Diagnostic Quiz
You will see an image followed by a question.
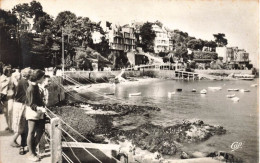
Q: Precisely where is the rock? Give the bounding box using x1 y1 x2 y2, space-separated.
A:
207 151 243 163
180 151 190 159
194 120 204 125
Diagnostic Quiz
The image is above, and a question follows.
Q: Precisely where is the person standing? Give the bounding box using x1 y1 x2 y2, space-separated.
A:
0 66 12 131
11 68 31 154
7 68 21 132
25 69 46 162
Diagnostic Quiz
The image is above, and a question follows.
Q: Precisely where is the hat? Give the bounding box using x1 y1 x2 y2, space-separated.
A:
30 69 45 82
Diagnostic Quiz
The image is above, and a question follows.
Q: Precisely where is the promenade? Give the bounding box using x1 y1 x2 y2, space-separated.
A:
0 114 51 163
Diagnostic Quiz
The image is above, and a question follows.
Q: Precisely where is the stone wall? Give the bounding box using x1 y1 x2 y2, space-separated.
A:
63 69 253 84
195 69 252 75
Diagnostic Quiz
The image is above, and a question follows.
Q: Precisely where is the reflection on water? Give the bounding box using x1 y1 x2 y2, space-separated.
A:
79 79 258 163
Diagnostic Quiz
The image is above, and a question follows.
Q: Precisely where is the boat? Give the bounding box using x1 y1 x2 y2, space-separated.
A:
227 89 239 91
200 89 207 94
191 89 196 92
104 93 115 95
168 92 175 95
234 74 255 81
240 89 250 93
226 94 235 98
251 84 258 87
208 87 222 90
176 88 182 92
129 92 141 97
231 97 240 102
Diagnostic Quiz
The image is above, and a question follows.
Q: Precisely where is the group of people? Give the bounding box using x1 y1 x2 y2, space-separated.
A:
0 65 51 162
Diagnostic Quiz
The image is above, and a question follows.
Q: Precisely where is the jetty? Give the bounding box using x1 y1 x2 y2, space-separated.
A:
175 70 199 80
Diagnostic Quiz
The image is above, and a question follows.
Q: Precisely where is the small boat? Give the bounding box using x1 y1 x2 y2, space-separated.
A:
168 92 175 95
231 97 240 102
200 89 207 94
251 84 258 87
208 87 222 90
191 89 196 92
129 92 141 97
176 88 182 92
227 89 239 91
104 93 115 95
226 94 235 98
240 89 250 93
234 74 255 81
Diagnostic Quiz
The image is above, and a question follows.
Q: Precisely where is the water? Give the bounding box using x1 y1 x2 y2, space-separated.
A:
79 79 259 163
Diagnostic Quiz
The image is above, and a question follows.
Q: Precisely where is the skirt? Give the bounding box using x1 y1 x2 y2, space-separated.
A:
12 101 27 134
7 99 14 131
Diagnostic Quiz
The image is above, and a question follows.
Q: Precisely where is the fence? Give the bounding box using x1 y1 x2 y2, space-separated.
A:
44 108 125 163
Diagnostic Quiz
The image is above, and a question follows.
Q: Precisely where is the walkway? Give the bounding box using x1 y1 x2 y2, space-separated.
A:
0 114 51 163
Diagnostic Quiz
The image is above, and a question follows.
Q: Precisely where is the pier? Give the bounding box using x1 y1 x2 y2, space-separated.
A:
175 70 199 80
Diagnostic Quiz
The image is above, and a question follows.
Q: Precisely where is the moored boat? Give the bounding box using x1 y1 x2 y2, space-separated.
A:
231 97 240 102
226 94 235 98
129 92 141 97
104 93 115 95
168 92 175 95
200 89 207 94
240 89 250 93
208 87 222 90
176 88 182 92
227 89 239 91
191 89 196 92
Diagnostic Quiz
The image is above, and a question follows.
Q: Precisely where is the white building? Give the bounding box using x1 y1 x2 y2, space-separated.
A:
152 24 170 53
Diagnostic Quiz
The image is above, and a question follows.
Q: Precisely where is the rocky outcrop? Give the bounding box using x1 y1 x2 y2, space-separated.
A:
50 103 226 158
207 151 243 163
118 119 226 155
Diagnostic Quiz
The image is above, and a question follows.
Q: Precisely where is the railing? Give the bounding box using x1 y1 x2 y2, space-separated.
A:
42 78 131 163
44 109 124 163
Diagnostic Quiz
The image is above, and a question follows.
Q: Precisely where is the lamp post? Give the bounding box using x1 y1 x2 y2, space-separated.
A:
62 28 65 77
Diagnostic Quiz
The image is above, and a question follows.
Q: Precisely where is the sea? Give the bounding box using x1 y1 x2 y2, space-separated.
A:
78 79 259 163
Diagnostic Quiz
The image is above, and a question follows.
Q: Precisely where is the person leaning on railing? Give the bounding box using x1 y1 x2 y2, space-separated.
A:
25 69 46 162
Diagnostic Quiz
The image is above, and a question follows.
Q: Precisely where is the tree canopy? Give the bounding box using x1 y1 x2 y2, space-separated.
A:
213 33 228 47
187 39 204 50
139 22 156 53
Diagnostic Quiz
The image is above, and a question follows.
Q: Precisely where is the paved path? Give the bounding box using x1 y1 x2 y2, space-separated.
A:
0 114 51 163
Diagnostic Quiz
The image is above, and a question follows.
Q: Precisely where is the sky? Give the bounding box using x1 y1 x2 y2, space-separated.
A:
1 0 259 67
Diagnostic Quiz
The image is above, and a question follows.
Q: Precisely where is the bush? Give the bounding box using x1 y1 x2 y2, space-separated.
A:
194 51 218 60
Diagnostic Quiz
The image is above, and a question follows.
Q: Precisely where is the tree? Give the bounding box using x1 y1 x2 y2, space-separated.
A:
139 22 156 53
34 12 53 33
52 11 77 36
213 33 228 47
0 9 19 66
204 40 217 52
187 39 204 50
174 43 188 62
29 0 44 22
93 36 110 58
12 3 31 18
